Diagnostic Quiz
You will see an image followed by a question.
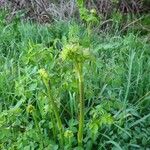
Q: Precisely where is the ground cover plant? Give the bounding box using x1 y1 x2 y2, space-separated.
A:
0 1 150 150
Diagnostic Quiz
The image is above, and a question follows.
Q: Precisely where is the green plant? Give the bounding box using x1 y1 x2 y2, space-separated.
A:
0 9 150 149
77 0 99 37
88 104 114 142
60 41 92 147
64 129 74 148
39 69 64 149
26 104 44 149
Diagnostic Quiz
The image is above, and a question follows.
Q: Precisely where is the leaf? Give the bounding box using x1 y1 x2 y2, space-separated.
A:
89 122 99 134
130 113 150 127
114 124 131 138
106 140 123 150
29 83 37 91
77 0 84 6
128 144 140 148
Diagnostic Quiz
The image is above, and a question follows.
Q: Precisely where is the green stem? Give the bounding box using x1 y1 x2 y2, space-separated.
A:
32 112 40 132
76 63 84 147
49 110 57 140
87 22 91 38
45 81 64 149
32 112 43 147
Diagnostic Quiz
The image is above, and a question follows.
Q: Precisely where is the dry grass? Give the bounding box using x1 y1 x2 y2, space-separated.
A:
1 0 147 23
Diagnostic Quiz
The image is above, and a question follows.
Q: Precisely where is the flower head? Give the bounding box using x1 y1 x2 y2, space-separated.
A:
60 42 91 63
27 105 35 114
64 130 73 138
38 68 49 79
90 9 97 15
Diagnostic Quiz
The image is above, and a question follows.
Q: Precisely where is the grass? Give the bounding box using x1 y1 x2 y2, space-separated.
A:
0 12 150 150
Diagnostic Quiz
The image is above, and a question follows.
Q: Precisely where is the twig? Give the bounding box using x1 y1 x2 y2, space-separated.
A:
35 0 51 19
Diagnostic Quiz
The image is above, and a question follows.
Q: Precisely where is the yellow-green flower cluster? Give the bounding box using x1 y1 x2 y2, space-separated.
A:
27 105 35 114
61 43 91 63
64 130 73 138
38 68 49 79
90 9 97 15
38 68 50 88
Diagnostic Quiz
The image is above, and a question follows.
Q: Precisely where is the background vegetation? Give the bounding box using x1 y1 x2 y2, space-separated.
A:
0 0 150 149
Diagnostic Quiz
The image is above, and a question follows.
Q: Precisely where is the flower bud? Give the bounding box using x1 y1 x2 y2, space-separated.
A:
90 9 97 15
64 130 73 138
38 68 49 79
27 105 35 114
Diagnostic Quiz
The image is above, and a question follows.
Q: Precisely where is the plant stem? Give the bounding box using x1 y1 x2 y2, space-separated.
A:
46 81 64 149
87 22 91 38
32 111 44 148
76 63 84 147
49 110 57 140
32 112 41 133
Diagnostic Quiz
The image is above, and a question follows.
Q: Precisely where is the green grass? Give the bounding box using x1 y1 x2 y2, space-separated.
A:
0 13 150 150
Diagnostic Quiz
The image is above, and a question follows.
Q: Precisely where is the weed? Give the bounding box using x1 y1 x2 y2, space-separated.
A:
0 9 150 150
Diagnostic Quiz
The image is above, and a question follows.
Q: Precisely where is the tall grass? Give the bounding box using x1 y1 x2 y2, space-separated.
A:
0 12 150 149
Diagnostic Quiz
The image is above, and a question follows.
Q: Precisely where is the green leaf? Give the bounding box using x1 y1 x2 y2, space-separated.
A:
130 113 150 127
106 140 123 150
77 0 84 6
